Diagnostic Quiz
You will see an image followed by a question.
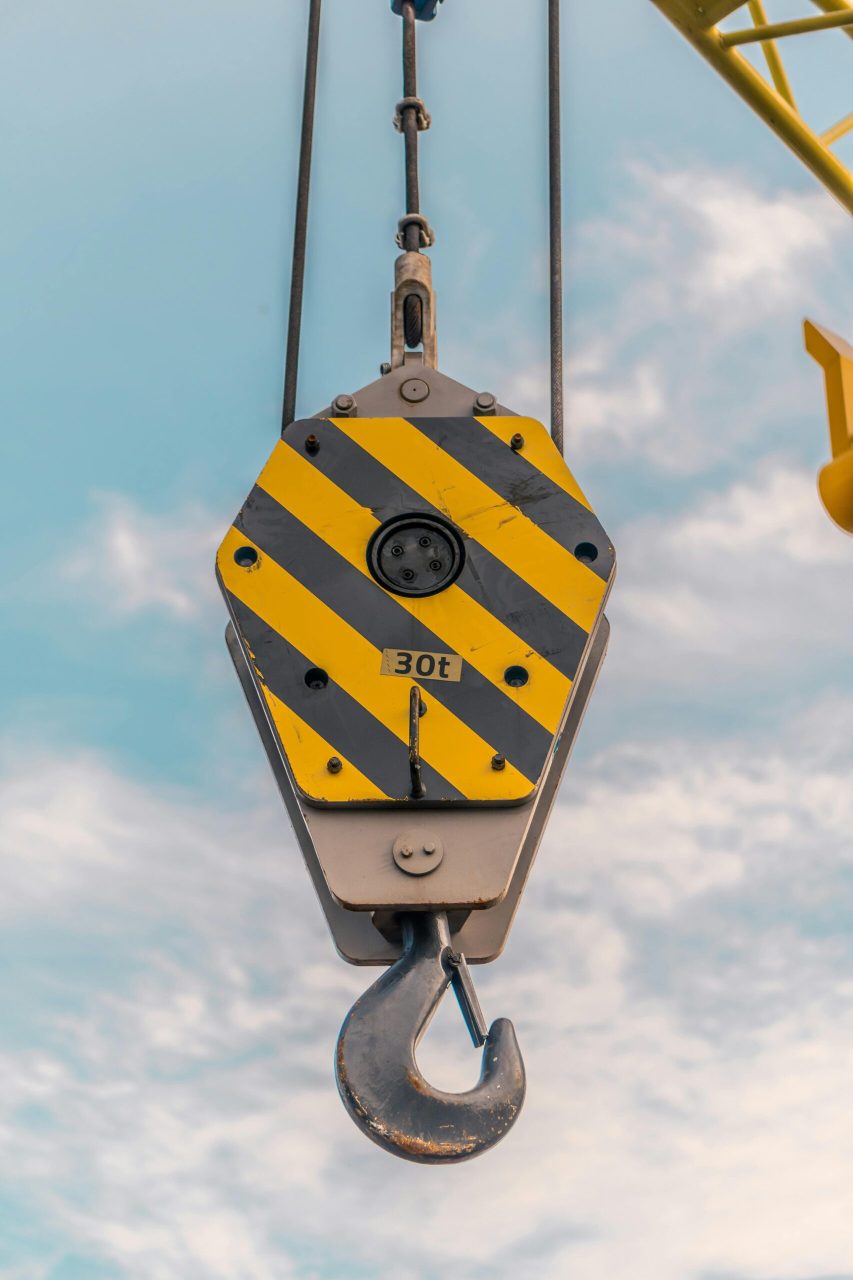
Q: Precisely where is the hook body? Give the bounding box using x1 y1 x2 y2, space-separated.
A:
335 912 525 1163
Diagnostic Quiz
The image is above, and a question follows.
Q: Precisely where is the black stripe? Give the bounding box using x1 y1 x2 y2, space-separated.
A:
225 593 464 803
282 419 592 682
237 485 551 785
408 416 614 582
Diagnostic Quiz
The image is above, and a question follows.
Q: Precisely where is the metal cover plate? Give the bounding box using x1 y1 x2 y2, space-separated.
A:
216 415 614 807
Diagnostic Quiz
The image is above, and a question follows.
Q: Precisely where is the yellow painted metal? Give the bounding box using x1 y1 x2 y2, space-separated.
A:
331 417 608 635
747 0 797 105
217 415 613 807
218 525 534 803
722 8 853 43
823 111 853 144
253 438 573 734
650 0 853 215
804 319 853 534
810 0 853 42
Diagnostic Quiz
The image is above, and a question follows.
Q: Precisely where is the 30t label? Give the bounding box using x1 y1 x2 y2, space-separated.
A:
381 648 463 682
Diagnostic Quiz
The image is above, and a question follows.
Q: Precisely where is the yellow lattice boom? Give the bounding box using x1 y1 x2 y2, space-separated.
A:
651 0 853 213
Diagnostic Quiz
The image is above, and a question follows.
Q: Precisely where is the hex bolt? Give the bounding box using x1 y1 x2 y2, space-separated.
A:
475 392 497 414
399 845 413 859
305 434 320 456
491 753 506 771
333 393 355 415
327 756 343 774
510 433 525 452
423 841 437 855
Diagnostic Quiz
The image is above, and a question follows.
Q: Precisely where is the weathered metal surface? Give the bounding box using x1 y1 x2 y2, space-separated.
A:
335 912 525 1163
217 414 614 807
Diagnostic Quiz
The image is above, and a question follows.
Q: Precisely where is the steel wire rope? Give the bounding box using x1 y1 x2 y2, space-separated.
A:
548 0 564 453
282 0 322 431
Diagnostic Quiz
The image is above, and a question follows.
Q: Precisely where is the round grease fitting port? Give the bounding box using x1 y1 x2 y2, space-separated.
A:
392 831 445 876
367 513 465 598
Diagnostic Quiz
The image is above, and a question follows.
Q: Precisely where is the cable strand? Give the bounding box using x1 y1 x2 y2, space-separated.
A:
548 0 564 453
282 0 322 431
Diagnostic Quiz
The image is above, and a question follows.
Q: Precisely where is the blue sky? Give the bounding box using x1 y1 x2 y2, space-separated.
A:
2 1 853 1277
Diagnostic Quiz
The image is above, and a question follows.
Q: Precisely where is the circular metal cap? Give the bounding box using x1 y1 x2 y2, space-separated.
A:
400 378 430 404
367 514 465 598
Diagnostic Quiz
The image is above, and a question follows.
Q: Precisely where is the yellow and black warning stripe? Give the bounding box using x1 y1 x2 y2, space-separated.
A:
217 414 615 806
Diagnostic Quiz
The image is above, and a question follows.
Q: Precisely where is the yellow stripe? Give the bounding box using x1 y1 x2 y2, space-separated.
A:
218 526 534 801
262 685 390 802
331 417 607 634
475 416 593 511
256 441 571 735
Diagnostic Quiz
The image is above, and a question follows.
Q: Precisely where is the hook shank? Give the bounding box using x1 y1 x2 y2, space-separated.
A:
335 912 525 1164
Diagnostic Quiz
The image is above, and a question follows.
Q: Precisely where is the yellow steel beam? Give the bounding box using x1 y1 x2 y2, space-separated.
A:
722 9 853 44
650 0 853 215
748 0 797 107
810 0 853 43
822 110 853 143
805 320 853 534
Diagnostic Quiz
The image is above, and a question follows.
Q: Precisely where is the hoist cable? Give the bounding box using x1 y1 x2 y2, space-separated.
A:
402 2 422 248
282 0 322 431
548 0 564 453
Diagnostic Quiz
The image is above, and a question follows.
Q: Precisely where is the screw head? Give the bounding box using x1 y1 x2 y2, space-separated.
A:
392 831 444 875
333 393 354 414
510 432 525 452
326 756 343 774
491 753 506 771
305 433 320 456
475 392 496 413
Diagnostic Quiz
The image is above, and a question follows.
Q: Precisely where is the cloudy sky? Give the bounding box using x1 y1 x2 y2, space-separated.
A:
2 1 853 1277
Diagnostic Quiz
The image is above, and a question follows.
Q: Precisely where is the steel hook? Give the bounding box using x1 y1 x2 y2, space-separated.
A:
335 911 525 1163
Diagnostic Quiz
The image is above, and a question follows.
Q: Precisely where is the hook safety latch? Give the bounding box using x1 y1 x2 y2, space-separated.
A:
335 911 525 1164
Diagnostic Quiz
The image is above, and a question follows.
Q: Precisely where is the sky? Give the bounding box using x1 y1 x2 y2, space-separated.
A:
1 1 852 1277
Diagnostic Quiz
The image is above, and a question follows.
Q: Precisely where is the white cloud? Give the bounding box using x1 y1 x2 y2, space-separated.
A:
606 460 853 694
500 164 851 473
3 715 853 1279
62 492 221 621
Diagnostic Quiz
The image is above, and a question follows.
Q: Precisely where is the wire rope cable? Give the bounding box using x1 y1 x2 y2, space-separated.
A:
548 0 565 453
282 0 322 431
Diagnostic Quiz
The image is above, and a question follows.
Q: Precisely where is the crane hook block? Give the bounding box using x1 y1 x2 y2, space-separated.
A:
216 414 615 810
805 319 853 535
391 0 444 19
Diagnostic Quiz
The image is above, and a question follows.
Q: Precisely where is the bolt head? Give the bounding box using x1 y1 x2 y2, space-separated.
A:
334 394 354 413
380 362 392 376
423 841 436 855
475 392 496 413
326 756 343 774
491 752 506 771
400 845 413 858
510 433 525 452
305 434 320 456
